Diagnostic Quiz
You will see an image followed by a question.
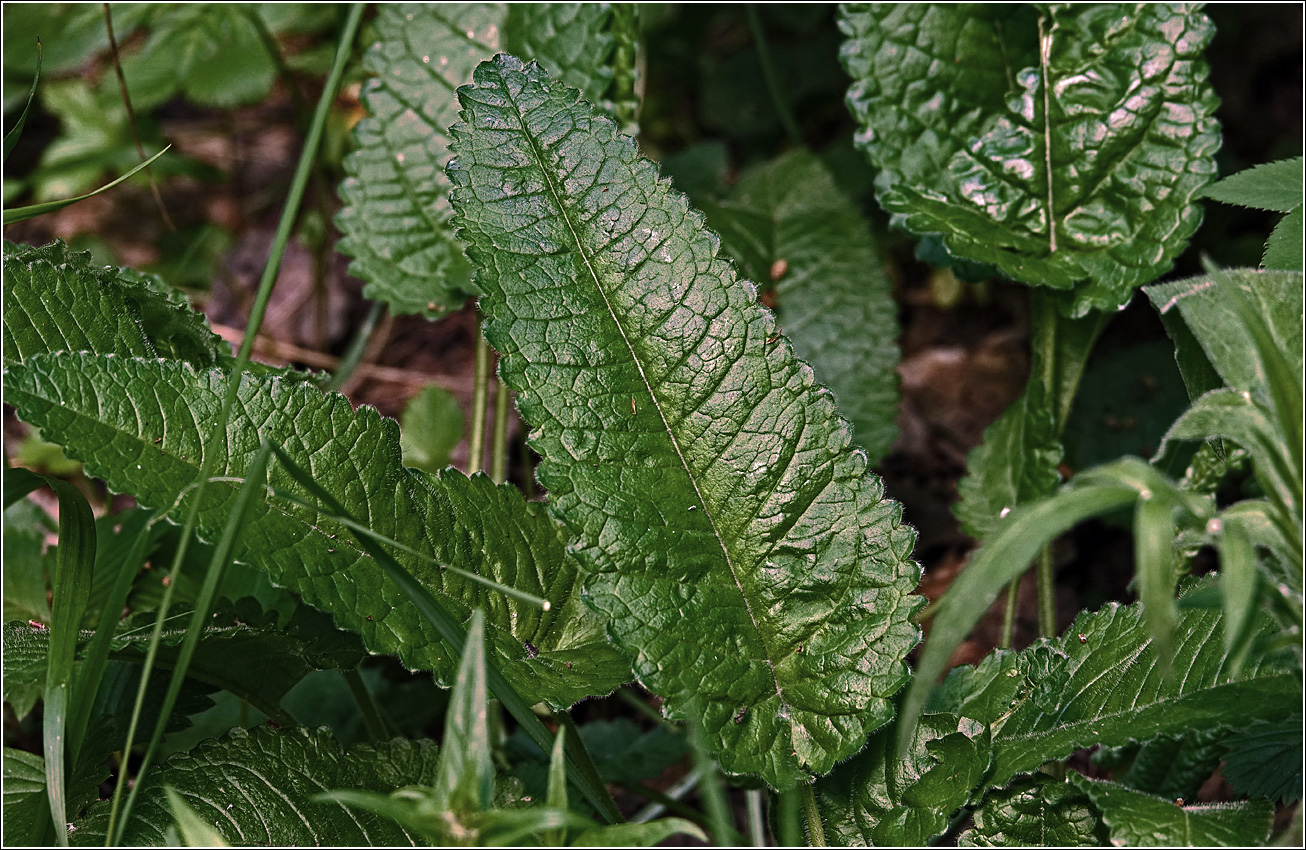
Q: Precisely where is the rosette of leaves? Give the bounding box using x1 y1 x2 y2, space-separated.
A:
448 54 922 788
839 3 1221 316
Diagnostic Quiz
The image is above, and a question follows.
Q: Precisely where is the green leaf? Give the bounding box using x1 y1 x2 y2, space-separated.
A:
2 241 228 369
336 3 624 318
1219 718 1303 805
2 146 172 226
3 42 39 162
1202 157 1303 213
703 150 901 463
399 384 466 472
934 587 1299 790
70 727 440 846
1067 774 1273 847
959 775 1106 847
4 499 54 625
434 610 494 816
1264 205 1304 271
163 787 229 848
3 621 48 719
814 713 990 846
571 818 709 847
3 747 49 845
839 4 1220 316
955 380 1062 540
448 54 922 788
4 353 631 709
1113 727 1229 803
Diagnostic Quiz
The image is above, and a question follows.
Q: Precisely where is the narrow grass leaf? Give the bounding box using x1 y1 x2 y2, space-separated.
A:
38 473 96 847
1213 518 1259 676
3 41 40 161
2 146 171 225
163 787 228 847
1134 490 1180 672
435 609 493 816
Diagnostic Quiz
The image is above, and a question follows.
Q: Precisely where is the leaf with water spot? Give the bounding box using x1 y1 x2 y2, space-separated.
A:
839 4 1220 316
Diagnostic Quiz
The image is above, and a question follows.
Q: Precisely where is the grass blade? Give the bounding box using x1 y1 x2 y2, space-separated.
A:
2 147 172 225
3 39 39 162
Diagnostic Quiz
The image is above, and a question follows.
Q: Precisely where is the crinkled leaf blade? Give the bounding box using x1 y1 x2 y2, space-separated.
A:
70 727 439 846
1067 774 1272 847
4 353 630 709
958 775 1106 847
839 4 1221 316
448 54 921 788
1219 718 1303 804
704 150 900 463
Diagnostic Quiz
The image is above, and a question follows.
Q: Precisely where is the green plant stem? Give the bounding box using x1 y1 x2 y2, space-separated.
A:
342 666 390 742
999 579 1019 649
469 312 490 475
490 373 511 483
617 685 671 726
324 301 384 392
746 4 803 147
1036 543 1057 638
776 788 801 847
799 781 827 847
104 7 367 844
745 788 766 846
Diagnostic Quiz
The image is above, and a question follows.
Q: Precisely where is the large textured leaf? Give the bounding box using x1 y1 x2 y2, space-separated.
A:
932 590 1298 789
702 150 900 464
448 55 922 787
3 747 47 845
1067 774 1273 847
839 4 1220 316
815 714 989 846
958 775 1106 847
1219 718 1303 805
336 3 620 318
4 353 631 709
70 726 439 846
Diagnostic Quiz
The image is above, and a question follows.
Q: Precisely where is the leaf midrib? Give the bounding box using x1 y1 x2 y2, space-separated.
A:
496 75 787 709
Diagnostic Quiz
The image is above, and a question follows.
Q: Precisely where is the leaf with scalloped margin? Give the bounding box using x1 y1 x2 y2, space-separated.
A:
959 775 1106 847
839 4 1220 317
702 150 900 464
1220 718 1303 805
931 587 1298 790
448 53 921 789
336 3 621 318
815 713 989 846
69 726 439 846
1067 773 1272 847
4 353 631 709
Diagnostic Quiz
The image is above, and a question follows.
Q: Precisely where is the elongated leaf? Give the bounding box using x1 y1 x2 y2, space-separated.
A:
3 43 39 162
958 775 1105 847
702 150 900 463
70 726 439 846
815 714 990 846
336 3 622 318
1067 774 1273 847
163 788 229 848
839 4 1220 316
934 589 1298 789
1114 727 1229 802
955 380 1062 540
2 240 228 369
2 146 171 226
434 610 493 816
448 54 922 787
4 353 631 709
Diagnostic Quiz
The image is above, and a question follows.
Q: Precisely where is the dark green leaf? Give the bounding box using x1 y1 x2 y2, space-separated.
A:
162 787 228 848
815 713 989 847
71 727 440 846
840 4 1221 316
3 747 48 845
4 499 54 625
1219 718 1303 804
1113 727 1229 803
704 150 901 463
1264 205 1304 271
4 354 630 709
2 146 172 226
1067 774 1273 847
449 54 922 787
959 775 1106 847
1202 157 1303 213
336 3 623 318
955 380 1062 540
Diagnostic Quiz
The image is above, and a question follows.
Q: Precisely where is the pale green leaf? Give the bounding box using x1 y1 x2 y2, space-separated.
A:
703 150 901 463
4 353 631 709
70 727 439 846
4 499 54 625
448 54 921 788
434 610 493 816
1067 774 1273 847
839 4 1220 316
571 818 709 846
1264 205 1304 271
958 775 1106 847
399 384 465 472
163 787 229 848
